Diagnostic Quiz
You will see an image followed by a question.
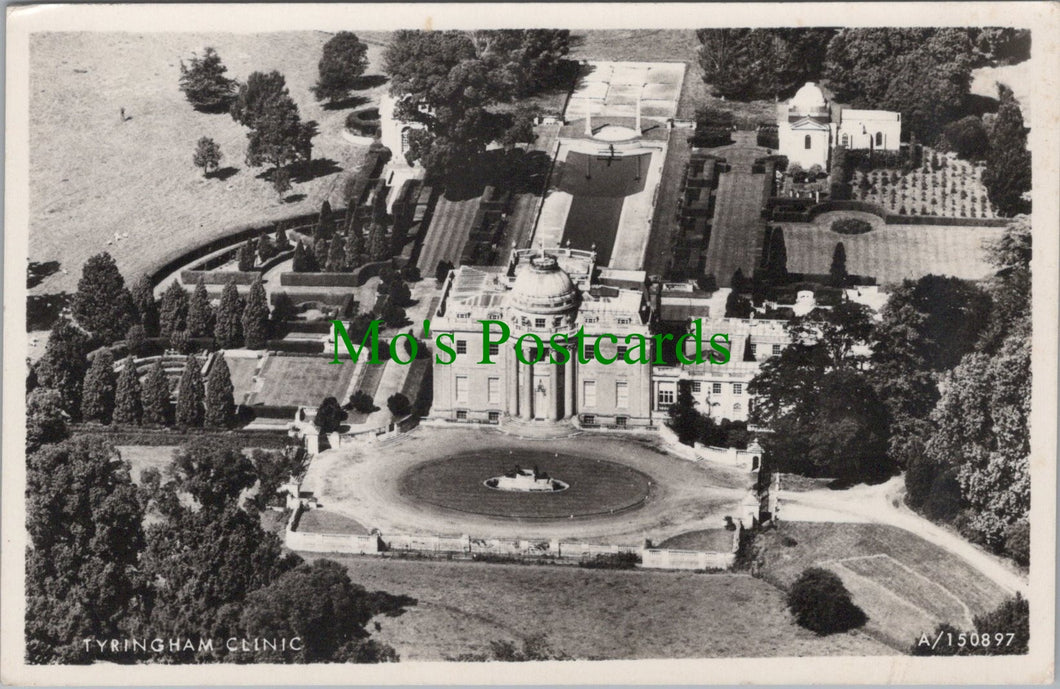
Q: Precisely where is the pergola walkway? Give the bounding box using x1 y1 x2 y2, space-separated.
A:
702 133 771 287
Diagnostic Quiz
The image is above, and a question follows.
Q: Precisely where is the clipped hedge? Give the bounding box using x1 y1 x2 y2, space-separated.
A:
266 339 325 354
181 270 259 285
280 272 359 287
70 424 291 448
831 217 874 235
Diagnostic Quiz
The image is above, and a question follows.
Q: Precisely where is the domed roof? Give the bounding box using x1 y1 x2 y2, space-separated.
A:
790 82 827 111
509 254 578 315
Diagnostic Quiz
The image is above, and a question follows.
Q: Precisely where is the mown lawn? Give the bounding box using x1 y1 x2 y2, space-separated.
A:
318 555 892 660
29 31 390 296
779 214 1007 285
250 354 357 407
754 522 1010 650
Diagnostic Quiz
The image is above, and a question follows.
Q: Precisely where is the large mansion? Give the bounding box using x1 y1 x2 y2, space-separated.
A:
429 247 790 428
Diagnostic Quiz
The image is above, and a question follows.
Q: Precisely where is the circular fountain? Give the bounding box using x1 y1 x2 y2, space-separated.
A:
485 465 569 493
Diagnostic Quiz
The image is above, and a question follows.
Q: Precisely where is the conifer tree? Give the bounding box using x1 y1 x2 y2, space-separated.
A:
186 277 214 338
142 360 171 425
214 280 244 348
175 358 205 427
315 200 335 240
237 239 256 272
131 275 160 336
830 242 848 287
367 222 389 262
159 282 189 338
983 85 1031 217
71 252 137 343
178 47 236 112
326 234 346 272
204 356 236 428
35 318 91 417
292 240 309 272
344 228 364 271
257 233 275 263
241 278 271 349
113 356 143 425
81 349 116 423
273 225 291 252
313 238 330 272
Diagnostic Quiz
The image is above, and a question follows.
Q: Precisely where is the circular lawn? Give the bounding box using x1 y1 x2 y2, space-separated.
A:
398 449 654 520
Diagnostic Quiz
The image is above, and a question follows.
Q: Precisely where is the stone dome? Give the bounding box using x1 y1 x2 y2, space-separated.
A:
789 82 829 119
509 254 579 315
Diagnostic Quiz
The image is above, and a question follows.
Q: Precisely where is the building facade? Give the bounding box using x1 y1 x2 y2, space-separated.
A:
777 82 902 170
430 248 655 427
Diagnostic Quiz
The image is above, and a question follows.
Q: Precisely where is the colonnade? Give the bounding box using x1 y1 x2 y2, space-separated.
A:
506 347 576 421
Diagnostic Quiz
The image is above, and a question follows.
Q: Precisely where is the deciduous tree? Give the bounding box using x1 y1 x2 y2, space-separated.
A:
171 439 255 508
34 318 90 417
311 32 370 104
193 136 222 176
315 396 347 433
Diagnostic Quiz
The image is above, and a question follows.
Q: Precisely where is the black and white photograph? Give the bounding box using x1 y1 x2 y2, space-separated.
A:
2 3 1057 684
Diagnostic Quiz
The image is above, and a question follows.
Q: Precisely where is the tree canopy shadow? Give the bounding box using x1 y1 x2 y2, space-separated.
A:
290 158 343 183
322 95 371 112
28 261 61 289
27 292 70 331
350 74 389 90
283 193 307 204
207 166 239 181
366 590 417 618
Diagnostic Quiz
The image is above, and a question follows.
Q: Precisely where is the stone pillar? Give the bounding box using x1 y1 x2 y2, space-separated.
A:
585 101 592 136
635 83 643 133
563 350 575 419
507 353 519 417
521 355 534 420
548 359 560 420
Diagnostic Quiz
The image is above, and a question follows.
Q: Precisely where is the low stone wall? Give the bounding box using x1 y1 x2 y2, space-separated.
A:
641 548 735 571
286 528 381 555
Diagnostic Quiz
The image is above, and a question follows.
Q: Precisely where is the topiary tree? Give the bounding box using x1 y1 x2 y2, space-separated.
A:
829 242 848 287
787 567 867 635
204 355 236 429
315 396 347 434
315 200 335 241
326 234 346 272
386 392 411 419
80 349 117 423
367 223 389 262
179 47 236 112
186 277 214 338
725 291 752 318
214 279 244 349
113 356 143 425
193 137 222 177
142 360 171 426
159 281 189 338
257 232 276 263
313 238 330 272
237 238 256 272
344 229 364 271
130 275 160 336
72 252 137 344
381 302 406 328
273 225 291 252
292 240 310 273
241 278 271 349
311 32 370 104
175 357 205 428
35 317 90 417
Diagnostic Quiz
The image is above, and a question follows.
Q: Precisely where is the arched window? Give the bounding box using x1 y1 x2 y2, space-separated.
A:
841 133 849 147
804 135 812 150
875 131 883 146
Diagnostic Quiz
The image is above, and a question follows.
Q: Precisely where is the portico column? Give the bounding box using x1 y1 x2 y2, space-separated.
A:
521 355 534 420
507 353 519 417
563 348 575 419
549 357 560 420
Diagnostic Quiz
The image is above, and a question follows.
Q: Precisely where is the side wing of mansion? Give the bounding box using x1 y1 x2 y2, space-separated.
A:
428 247 790 428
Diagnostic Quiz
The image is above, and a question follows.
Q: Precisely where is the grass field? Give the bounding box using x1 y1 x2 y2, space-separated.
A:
247 354 357 408
778 212 1007 284
295 508 369 535
319 555 892 660
754 522 1010 650
224 354 261 405
29 31 390 296
117 444 178 483
399 451 653 520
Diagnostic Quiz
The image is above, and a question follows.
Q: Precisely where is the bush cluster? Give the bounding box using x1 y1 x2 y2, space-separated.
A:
830 217 874 235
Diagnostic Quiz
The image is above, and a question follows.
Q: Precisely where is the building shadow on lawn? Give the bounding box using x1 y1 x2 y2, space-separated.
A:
27 261 61 289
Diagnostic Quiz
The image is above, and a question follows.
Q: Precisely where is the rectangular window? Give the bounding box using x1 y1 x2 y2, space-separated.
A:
583 414 596 426
455 376 469 403
773 344 782 355
488 411 500 423
583 380 597 407
616 381 629 408
692 381 702 393
584 344 595 360
535 317 546 328
617 317 631 325
456 340 467 355
615 416 627 427
658 388 675 407
456 409 468 420
489 344 499 357
733 383 743 395
712 382 722 394
750 343 757 358
487 377 500 405
617 345 628 359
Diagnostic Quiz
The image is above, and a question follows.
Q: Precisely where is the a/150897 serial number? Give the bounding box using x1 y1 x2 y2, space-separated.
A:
916 631 1017 650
